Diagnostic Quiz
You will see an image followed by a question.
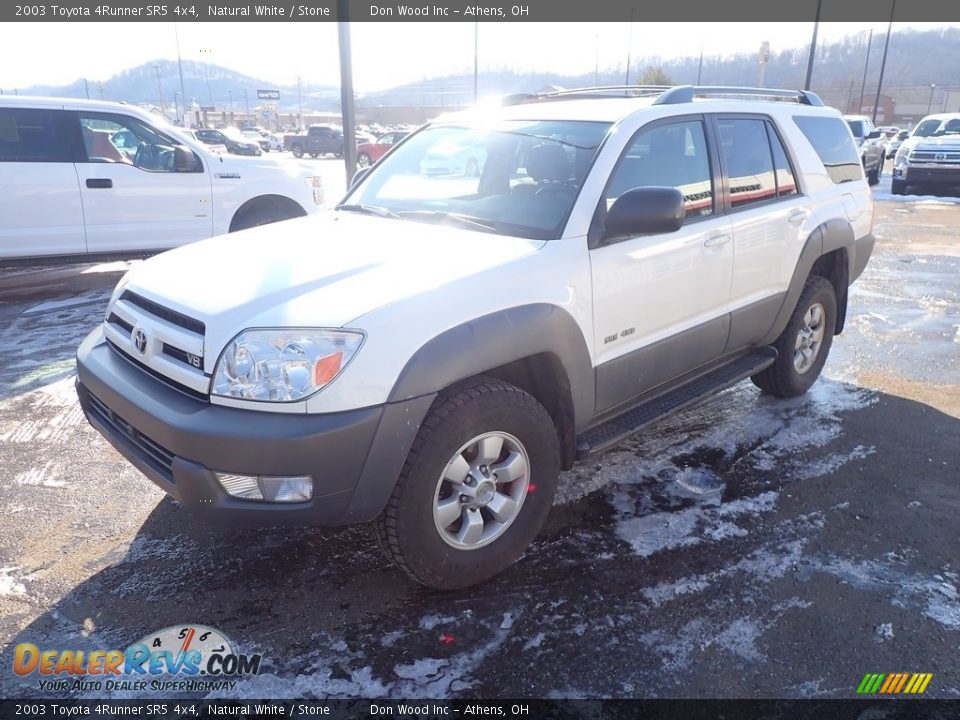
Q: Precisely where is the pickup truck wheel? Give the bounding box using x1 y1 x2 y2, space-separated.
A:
751 276 836 398
866 162 880 185
291 145 304 158
373 378 559 590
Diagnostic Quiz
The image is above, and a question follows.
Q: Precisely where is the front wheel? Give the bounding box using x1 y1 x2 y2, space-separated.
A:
866 162 880 185
751 276 837 398
357 152 371 167
891 178 908 195
291 145 304 158
373 378 559 590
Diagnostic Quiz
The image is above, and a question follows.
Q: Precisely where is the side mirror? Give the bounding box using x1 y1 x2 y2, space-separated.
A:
605 186 685 240
898 131 909 140
174 145 202 173
866 130 882 140
350 166 371 189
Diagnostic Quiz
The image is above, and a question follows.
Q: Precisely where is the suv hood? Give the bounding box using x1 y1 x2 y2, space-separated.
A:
118 211 544 347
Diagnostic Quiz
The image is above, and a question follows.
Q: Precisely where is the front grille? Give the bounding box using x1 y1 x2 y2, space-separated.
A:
107 312 133 334
162 343 203 370
86 391 175 483
912 150 960 163
120 290 206 335
106 339 209 402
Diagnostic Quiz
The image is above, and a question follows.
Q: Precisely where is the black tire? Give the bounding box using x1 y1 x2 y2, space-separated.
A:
891 178 908 195
751 276 837 398
866 163 880 186
291 145 304 158
357 152 371 167
373 377 560 590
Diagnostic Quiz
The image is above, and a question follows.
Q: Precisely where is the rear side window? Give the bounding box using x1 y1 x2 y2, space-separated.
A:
767 125 798 198
793 116 864 184
0 108 72 162
716 118 777 209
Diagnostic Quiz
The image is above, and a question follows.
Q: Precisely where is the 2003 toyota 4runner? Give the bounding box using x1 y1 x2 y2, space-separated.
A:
77 85 875 590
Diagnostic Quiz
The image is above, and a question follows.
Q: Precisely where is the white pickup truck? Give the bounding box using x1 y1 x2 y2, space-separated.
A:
0 96 326 261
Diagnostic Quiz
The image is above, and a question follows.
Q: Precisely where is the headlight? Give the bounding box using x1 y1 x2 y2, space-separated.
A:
304 175 324 205
212 329 363 402
894 145 912 167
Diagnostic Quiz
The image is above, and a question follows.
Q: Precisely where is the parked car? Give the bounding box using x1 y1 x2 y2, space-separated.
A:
886 129 910 158
0 97 326 260
194 128 261 156
241 129 272 152
843 115 885 185
356 130 409 167
891 112 960 195
878 125 900 139
76 85 874 590
263 133 284 152
283 125 344 158
175 128 228 154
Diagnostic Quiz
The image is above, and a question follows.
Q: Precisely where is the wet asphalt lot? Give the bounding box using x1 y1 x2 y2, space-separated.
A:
0 168 958 700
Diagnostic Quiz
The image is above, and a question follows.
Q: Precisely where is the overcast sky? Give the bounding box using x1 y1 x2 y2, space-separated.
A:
3 22 957 93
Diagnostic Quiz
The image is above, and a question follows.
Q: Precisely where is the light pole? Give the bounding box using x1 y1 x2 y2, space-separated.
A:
858 29 873 113
927 83 936 114
624 7 640 86
337 0 357 185
872 0 896 125
174 23 187 127
804 0 822 91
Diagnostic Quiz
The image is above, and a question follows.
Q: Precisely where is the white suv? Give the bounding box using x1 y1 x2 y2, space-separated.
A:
891 112 960 195
77 86 875 589
0 97 325 260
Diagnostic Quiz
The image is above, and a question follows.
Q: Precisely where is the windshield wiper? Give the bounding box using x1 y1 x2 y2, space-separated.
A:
337 203 401 219
397 210 498 233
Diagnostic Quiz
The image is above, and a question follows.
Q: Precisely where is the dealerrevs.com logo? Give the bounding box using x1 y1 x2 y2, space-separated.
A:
13 625 262 693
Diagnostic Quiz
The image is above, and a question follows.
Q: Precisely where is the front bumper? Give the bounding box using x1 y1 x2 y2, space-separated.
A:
894 164 960 185
76 327 433 527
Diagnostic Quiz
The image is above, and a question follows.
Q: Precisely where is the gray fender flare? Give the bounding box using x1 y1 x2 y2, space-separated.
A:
759 218 855 346
389 303 595 430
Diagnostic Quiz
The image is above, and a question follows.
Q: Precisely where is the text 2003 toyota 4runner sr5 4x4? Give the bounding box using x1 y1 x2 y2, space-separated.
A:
77 86 874 589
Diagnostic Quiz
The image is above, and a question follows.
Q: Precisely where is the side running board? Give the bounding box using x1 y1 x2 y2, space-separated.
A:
575 348 777 460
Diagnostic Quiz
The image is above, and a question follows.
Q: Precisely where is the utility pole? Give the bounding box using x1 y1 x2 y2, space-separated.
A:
153 64 166 115
228 90 233 115
927 83 936 114
473 23 478 103
98 81 105 100
297 76 304 129
594 33 600 85
336 0 357 185
83 78 90 99
804 0 822 91
758 41 770 88
174 23 187 127
697 48 704 85
624 7 639 85
846 80 854 112
872 0 896 124
245 88 250 115
858 29 873 113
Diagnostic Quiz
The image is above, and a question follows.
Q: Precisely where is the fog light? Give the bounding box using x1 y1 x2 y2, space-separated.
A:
215 473 313 503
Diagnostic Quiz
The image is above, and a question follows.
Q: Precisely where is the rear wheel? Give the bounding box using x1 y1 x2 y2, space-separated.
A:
751 276 837 398
866 162 880 185
357 152 372 168
373 378 559 590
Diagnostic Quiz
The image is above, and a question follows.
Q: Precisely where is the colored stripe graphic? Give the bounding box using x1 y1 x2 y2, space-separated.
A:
857 672 932 694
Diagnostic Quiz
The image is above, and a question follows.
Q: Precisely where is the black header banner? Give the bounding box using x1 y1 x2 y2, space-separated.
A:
5 0 960 22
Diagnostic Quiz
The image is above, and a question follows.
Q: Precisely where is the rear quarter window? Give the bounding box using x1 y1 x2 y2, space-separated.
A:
793 116 864 184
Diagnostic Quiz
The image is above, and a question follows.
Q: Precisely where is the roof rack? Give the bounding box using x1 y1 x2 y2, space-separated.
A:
501 84 823 107
654 85 823 106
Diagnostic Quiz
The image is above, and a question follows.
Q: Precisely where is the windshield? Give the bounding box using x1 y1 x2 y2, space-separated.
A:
913 119 943 137
340 120 611 240
846 120 864 138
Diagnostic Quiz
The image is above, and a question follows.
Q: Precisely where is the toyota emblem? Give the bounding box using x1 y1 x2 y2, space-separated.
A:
133 328 147 354
935 152 947 161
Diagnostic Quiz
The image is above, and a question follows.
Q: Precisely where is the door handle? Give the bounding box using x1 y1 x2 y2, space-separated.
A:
703 234 730 248
787 209 808 225
86 178 113 189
